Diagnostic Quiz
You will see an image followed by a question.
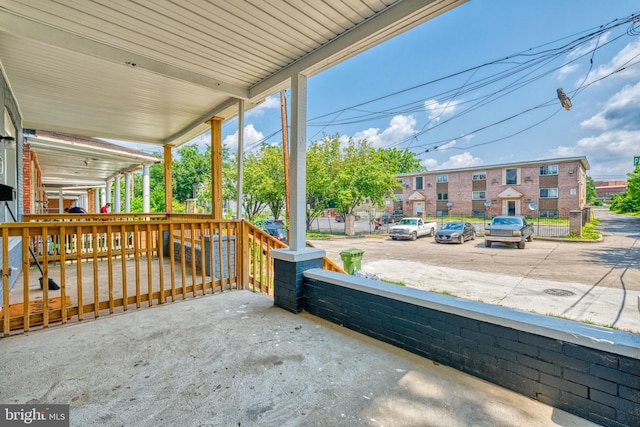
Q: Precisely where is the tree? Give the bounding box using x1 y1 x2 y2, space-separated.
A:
609 166 639 214
333 138 400 217
172 144 211 203
585 176 596 204
377 147 425 174
241 144 286 222
306 136 342 229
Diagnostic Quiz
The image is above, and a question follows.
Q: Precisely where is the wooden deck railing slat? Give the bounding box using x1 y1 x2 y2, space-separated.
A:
1 215 343 336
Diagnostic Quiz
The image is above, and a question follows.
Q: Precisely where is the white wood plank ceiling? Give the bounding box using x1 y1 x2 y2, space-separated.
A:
0 0 465 148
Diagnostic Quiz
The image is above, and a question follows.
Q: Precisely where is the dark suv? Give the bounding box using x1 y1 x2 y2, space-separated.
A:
381 210 404 224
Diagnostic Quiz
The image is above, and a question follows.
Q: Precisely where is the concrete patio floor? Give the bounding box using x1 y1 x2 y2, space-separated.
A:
1 290 596 427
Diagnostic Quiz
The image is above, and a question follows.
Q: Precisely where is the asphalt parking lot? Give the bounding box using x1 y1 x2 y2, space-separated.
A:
310 209 640 332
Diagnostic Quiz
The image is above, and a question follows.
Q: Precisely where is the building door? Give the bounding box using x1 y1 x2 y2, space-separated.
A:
413 201 424 217
503 200 518 216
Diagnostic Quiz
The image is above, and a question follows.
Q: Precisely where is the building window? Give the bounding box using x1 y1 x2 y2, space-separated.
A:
436 174 448 183
539 188 558 198
539 165 558 175
505 168 518 185
539 210 559 218
472 210 486 217
437 192 448 201
415 176 423 190
436 210 449 216
472 191 486 200
472 171 486 181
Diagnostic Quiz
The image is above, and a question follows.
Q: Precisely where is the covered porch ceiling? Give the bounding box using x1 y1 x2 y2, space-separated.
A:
25 130 161 195
0 0 466 149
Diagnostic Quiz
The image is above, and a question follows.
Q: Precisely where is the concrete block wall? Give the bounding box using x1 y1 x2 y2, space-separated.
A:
165 233 236 279
302 270 639 427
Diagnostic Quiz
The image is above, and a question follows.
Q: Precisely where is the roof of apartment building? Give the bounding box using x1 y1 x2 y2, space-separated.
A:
396 156 590 178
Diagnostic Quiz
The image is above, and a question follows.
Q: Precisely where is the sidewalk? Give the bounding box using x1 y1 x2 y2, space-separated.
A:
359 259 640 333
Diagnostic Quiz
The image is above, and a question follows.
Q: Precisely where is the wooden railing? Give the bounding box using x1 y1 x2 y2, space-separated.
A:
1 214 344 336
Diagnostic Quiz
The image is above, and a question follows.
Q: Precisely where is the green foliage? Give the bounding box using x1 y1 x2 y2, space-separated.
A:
332 138 400 216
609 166 639 214
586 175 596 204
376 147 425 174
306 137 342 228
172 144 211 203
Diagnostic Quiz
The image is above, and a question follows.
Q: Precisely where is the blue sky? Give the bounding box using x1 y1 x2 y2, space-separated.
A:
160 1 640 181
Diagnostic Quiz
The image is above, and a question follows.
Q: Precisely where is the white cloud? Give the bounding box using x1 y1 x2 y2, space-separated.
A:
580 81 640 131
584 38 640 84
557 63 580 79
424 99 459 122
223 124 265 150
246 95 280 118
550 129 640 179
555 80 640 179
436 140 457 151
349 115 417 148
567 32 611 61
422 152 484 170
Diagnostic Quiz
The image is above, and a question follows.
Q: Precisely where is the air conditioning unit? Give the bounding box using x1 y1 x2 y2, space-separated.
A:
525 198 532 203
525 176 532 181
491 178 498 183
427 200 432 204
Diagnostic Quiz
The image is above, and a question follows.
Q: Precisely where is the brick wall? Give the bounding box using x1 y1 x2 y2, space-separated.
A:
302 270 639 427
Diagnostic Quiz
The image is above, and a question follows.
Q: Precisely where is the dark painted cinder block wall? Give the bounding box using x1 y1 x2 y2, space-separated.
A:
303 270 640 427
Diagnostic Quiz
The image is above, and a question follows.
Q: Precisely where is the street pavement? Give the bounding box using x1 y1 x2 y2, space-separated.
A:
311 209 640 333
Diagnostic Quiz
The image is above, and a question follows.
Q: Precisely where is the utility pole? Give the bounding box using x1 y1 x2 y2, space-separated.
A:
280 90 291 229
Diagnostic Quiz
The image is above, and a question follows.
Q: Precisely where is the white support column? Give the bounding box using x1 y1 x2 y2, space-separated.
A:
105 181 112 206
58 190 64 213
124 172 131 213
236 100 244 219
289 73 308 252
94 187 101 212
114 175 121 213
142 165 150 213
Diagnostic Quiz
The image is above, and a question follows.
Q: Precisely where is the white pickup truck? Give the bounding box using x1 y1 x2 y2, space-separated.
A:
389 217 437 241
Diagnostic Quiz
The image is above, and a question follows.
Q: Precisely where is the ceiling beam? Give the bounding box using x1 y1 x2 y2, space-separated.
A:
0 10 250 100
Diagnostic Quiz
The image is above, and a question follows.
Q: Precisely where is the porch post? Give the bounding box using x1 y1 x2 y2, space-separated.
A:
94 187 101 212
206 116 224 219
124 172 131 213
271 73 325 313
164 146 172 213
289 73 307 252
236 101 244 219
114 175 121 213
58 190 64 213
142 165 150 213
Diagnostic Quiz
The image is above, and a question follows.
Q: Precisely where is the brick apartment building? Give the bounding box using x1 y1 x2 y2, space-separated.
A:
595 180 628 203
392 156 589 219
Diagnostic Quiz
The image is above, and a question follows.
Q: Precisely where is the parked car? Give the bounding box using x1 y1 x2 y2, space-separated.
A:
484 216 534 249
265 227 287 243
381 210 405 224
389 217 437 241
335 214 344 222
435 221 476 244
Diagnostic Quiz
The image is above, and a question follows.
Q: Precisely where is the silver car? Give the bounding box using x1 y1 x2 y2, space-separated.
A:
435 221 476 244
